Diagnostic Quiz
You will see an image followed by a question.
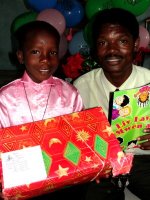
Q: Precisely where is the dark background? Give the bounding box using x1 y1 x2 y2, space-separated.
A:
0 0 149 86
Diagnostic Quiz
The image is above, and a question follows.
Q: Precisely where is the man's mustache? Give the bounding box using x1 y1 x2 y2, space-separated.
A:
104 54 123 61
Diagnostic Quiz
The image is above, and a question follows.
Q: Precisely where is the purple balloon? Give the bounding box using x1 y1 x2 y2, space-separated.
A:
139 26 150 48
36 9 66 35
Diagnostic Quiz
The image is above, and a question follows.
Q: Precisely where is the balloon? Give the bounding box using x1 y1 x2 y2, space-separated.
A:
36 9 66 35
112 0 150 16
59 35 68 59
68 31 90 55
83 17 95 47
11 11 38 33
139 25 150 48
25 0 57 12
55 0 84 27
136 5 150 23
85 0 113 19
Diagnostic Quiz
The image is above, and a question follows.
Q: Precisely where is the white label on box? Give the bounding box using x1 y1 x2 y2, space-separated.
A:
1 145 47 189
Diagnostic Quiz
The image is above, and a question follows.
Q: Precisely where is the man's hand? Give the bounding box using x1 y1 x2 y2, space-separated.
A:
137 128 150 150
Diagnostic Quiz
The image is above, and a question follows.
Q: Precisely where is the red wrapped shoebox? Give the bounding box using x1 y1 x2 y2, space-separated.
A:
0 107 133 199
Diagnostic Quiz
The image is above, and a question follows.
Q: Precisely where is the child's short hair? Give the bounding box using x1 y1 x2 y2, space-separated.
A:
14 20 60 50
92 8 139 47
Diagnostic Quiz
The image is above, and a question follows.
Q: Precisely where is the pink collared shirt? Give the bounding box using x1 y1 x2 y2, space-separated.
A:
0 72 84 128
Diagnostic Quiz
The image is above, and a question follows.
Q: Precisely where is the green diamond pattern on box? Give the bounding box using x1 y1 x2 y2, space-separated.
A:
42 150 52 174
94 135 108 158
64 142 81 165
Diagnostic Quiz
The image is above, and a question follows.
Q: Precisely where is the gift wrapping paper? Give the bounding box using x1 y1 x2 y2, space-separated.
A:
0 107 133 199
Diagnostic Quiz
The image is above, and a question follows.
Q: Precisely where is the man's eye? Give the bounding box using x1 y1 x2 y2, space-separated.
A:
31 50 39 54
49 51 58 56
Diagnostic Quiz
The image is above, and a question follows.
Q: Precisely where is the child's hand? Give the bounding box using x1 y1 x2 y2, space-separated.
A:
95 170 111 184
137 128 150 150
95 178 101 184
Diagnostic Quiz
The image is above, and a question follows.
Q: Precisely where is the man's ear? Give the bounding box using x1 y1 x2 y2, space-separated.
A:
134 37 140 51
16 50 24 64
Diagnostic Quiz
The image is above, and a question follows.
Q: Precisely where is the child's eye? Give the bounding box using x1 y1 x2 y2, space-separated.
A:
120 40 128 45
31 50 39 54
49 51 58 56
97 40 106 47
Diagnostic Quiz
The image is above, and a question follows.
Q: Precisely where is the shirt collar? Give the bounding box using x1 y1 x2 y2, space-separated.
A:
119 64 136 90
101 64 136 92
101 70 116 93
21 71 55 85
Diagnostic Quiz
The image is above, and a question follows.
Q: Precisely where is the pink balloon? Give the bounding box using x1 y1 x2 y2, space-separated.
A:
36 9 66 35
59 35 68 59
139 25 150 48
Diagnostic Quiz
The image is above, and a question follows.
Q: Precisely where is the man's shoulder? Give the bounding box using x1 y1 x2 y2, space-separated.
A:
74 68 101 85
134 65 150 74
132 65 150 86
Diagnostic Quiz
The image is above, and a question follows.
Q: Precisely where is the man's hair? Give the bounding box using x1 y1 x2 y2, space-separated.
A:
14 20 60 50
91 8 139 47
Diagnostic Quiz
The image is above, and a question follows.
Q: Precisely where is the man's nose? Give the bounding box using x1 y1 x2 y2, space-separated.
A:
108 43 119 53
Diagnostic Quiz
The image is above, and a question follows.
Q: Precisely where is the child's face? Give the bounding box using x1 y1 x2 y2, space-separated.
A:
17 30 59 83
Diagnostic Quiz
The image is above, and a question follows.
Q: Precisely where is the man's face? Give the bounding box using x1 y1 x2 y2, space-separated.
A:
17 30 59 83
96 24 138 77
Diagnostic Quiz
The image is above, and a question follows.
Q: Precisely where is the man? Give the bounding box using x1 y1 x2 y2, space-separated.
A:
74 8 150 200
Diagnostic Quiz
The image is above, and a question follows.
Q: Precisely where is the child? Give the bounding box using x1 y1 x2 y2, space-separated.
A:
0 20 84 128
0 20 87 200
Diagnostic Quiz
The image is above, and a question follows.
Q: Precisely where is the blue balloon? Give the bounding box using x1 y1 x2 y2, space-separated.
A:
68 31 90 55
26 0 57 12
136 5 150 22
55 0 84 27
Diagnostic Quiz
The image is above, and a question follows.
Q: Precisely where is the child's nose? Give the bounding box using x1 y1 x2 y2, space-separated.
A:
40 53 50 63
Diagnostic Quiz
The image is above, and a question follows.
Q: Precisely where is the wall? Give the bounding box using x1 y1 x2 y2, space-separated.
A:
0 0 150 72
0 0 28 70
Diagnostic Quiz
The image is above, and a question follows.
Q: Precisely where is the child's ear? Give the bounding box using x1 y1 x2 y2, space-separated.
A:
16 50 24 64
134 37 140 51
